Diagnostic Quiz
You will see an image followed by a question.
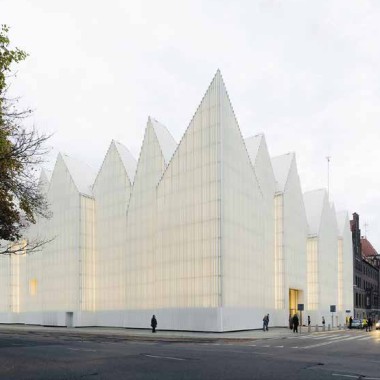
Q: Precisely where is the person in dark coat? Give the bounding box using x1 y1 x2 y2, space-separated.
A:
349 316 353 329
263 314 268 331
307 315 311 326
151 315 157 333
368 317 372 332
292 314 299 333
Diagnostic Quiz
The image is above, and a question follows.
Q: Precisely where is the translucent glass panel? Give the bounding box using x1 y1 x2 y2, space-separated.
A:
41 155 81 311
318 205 338 311
220 76 270 309
10 255 21 312
282 160 308 302
80 196 95 311
0 255 12 312
125 124 166 309
307 237 319 310
155 74 221 309
23 177 49 313
307 206 338 313
0 255 11 312
274 194 285 309
93 143 132 311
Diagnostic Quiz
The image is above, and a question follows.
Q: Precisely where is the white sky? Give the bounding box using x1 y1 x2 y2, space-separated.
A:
3 0 380 249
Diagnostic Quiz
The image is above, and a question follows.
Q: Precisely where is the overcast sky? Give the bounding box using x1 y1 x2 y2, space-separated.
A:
3 0 380 249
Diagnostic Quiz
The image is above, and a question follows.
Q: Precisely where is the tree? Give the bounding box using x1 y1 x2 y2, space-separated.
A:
0 24 51 255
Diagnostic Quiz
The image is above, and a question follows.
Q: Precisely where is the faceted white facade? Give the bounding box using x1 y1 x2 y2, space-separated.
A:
272 153 309 325
0 71 353 331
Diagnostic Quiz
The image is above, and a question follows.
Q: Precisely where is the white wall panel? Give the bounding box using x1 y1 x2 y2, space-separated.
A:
156 72 221 311
93 142 134 311
125 120 169 309
220 76 271 313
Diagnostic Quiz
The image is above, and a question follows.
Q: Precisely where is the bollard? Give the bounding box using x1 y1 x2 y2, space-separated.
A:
315 324 319 332
328 324 331 331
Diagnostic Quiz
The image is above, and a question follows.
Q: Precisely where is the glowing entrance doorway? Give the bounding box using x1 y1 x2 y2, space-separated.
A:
289 289 299 317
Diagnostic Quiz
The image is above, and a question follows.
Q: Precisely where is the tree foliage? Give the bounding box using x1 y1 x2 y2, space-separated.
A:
0 24 51 254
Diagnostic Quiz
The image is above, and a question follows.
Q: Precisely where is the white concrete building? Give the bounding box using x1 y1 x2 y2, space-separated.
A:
0 71 353 331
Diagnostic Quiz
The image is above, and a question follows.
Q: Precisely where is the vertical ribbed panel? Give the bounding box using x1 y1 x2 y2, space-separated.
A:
93 142 133 310
155 72 222 309
41 154 81 312
281 156 308 313
219 73 271 311
125 120 167 309
80 196 95 311
306 190 338 323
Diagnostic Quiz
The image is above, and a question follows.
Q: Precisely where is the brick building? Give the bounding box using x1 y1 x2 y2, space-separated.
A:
351 213 380 320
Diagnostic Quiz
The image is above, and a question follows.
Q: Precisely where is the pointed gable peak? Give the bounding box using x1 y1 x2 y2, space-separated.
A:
303 188 328 236
148 117 177 164
111 140 137 183
271 152 295 192
336 210 349 237
59 153 97 196
245 134 264 165
40 168 52 183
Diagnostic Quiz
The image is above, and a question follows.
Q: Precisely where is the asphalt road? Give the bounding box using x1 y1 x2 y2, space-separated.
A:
0 328 379 379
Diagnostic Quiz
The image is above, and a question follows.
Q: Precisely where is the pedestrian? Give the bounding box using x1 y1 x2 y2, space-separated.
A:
263 314 268 331
292 314 299 333
151 315 157 333
266 314 270 331
349 316 353 329
307 315 311 326
368 317 372 332
322 316 325 328
289 314 293 330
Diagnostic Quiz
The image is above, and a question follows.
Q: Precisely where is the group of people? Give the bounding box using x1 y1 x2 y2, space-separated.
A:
347 315 374 331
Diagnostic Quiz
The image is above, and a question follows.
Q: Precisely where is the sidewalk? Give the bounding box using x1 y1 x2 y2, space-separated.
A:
0 324 344 343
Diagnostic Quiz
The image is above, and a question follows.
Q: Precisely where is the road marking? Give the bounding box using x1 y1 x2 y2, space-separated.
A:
67 348 96 352
144 354 185 361
332 374 359 378
328 336 347 340
262 345 270 347
274 345 284 348
249 344 256 347
356 335 372 340
291 346 298 348
302 335 360 349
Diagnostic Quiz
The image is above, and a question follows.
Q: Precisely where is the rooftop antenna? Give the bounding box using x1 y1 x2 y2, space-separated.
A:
326 156 331 200
364 222 369 238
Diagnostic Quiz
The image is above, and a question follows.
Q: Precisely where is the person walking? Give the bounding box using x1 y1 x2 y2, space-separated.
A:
151 315 157 333
266 314 270 331
367 317 372 332
263 314 268 331
307 315 311 327
349 316 353 329
292 314 299 333
322 316 325 328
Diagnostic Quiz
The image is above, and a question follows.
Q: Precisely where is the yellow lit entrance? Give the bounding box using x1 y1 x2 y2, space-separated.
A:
289 289 299 318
